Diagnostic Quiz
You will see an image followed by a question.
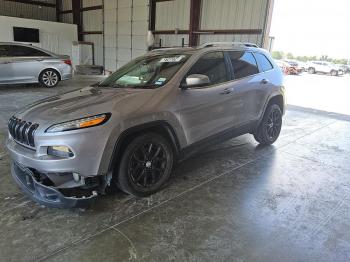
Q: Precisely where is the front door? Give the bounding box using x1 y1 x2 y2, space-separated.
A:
10 45 50 83
178 51 238 145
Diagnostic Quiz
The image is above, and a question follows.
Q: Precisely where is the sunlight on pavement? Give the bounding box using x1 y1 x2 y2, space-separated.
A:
285 73 350 116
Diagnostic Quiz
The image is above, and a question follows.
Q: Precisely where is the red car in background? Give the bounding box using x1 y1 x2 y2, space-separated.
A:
275 60 299 75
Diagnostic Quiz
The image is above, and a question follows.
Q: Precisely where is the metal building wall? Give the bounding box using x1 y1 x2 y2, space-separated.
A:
61 0 73 23
61 0 104 66
154 0 189 47
82 0 103 65
154 0 270 47
200 0 268 46
0 0 56 21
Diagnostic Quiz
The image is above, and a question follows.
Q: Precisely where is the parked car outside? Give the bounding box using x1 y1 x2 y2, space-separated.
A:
306 61 342 76
336 64 350 74
0 42 72 87
275 60 298 75
283 59 304 73
7 43 285 208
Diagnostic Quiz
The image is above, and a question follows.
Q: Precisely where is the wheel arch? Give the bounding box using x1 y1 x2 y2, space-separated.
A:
257 94 285 128
38 67 62 81
107 121 182 175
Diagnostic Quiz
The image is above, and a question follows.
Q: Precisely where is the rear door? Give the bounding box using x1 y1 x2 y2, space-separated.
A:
10 45 51 83
227 51 262 124
178 51 237 144
0 45 13 84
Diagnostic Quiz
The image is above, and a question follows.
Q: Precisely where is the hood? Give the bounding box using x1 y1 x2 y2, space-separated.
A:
15 86 145 125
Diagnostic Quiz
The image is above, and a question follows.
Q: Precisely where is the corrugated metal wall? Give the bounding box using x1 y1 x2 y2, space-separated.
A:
61 0 104 65
61 0 73 23
154 0 269 47
200 0 268 46
0 0 56 21
155 0 189 30
82 0 103 65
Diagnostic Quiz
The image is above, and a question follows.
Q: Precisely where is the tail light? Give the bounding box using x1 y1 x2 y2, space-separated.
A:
63 59 72 66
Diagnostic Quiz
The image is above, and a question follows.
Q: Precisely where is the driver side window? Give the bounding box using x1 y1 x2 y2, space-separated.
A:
185 52 229 86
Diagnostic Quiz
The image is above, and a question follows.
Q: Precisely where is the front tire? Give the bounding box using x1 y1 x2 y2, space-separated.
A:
116 133 174 197
39 69 60 88
308 67 315 74
254 104 282 145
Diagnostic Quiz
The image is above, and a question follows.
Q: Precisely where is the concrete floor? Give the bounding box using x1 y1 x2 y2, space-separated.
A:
0 77 350 262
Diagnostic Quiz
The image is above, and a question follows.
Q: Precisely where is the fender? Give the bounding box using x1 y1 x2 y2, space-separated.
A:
107 120 182 175
257 91 285 127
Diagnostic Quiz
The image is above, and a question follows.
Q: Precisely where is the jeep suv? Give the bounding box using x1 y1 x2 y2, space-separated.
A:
6 43 285 208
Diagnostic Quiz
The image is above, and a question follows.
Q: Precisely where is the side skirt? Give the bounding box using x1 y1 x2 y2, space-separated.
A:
179 121 258 161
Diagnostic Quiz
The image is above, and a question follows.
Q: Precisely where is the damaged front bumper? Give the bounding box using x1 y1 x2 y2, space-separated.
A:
11 162 98 208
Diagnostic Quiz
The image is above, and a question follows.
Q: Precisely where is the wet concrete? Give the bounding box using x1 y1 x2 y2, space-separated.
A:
0 77 349 261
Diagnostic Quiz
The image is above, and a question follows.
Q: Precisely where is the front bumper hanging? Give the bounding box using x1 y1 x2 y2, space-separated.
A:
11 162 97 208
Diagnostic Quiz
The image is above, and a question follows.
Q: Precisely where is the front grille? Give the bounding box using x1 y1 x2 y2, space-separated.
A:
8 116 39 147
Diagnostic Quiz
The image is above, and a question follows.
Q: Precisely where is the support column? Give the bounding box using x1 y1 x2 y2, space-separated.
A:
189 0 201 47
72 0 83 41
56 0 62 22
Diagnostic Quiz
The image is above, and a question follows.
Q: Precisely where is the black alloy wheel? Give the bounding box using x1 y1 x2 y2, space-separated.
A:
129 142 167 188
265 107 282 141
117 133 174 197
254 104 282 145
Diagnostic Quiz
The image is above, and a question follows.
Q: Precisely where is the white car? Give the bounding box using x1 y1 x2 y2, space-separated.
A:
307 61 342 76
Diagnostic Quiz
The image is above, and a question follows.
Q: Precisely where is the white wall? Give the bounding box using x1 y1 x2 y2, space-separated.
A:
0 15 78 63
104 0 149 72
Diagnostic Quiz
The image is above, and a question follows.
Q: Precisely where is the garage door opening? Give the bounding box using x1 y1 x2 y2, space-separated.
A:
269 0 350 116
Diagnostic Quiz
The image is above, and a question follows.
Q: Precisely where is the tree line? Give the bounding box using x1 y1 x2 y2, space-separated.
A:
271 51 349 65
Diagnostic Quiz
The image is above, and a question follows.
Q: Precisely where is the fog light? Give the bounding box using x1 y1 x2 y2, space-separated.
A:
72 172 81 182
47 146 74 158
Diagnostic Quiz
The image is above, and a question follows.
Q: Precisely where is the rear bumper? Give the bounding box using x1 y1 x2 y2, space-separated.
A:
61 73 73 81
11 162 97 208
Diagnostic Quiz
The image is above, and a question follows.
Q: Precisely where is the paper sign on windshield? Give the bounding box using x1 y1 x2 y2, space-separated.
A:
160 56 184 63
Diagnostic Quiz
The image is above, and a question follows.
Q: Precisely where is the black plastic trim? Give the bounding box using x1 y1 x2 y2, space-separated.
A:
11 162 96 209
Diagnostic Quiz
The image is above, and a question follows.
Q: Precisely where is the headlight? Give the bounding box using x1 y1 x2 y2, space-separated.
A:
46 113 111 133
47 146 74 158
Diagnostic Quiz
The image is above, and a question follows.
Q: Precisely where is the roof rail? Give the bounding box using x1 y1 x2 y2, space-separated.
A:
199 42 259 48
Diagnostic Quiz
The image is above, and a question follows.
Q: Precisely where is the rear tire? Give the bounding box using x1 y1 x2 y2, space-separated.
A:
116 133 174 197
39 69 60 88
254 104 282 145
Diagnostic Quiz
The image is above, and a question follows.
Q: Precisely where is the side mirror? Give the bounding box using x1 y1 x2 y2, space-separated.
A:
183 74 210 89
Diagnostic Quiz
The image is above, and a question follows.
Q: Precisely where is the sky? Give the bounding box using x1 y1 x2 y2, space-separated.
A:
270 0 350 59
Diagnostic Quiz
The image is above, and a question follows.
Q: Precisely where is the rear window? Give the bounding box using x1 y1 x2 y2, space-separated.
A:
255 53 273 72
229 51 259 79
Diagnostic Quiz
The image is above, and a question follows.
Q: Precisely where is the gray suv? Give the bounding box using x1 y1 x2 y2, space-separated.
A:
6 43 285 208
0 42 72 88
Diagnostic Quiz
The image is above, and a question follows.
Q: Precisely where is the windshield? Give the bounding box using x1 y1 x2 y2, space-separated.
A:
99 54 190 88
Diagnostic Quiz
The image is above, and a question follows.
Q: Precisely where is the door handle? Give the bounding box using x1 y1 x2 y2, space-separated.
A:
220 88 233 94
36 58 44 61
0 61 11 64
261 79 269 84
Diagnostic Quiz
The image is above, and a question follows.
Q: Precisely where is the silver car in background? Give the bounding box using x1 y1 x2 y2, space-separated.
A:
0 42 72 88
